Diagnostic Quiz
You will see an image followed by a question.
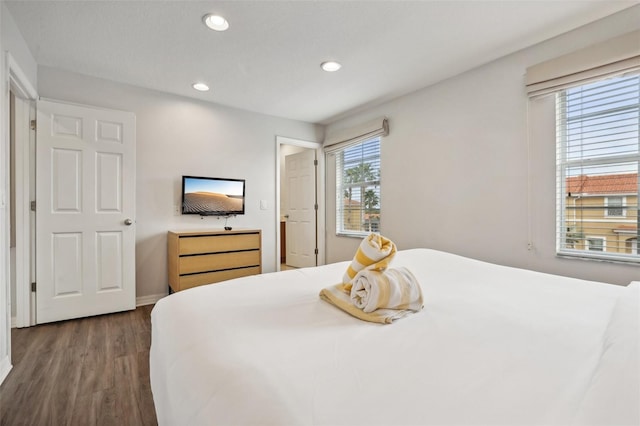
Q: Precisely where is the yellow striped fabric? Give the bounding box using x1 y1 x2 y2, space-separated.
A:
319 268 423 324
350 267 423 313
343 234 397 289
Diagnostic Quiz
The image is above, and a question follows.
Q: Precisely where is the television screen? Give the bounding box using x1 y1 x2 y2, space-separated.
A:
181 175 245 216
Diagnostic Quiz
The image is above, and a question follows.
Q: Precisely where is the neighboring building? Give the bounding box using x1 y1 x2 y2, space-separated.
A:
565 173 638 254
342 198 380 233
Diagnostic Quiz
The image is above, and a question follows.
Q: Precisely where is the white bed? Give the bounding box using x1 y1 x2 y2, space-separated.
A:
150 249 639 425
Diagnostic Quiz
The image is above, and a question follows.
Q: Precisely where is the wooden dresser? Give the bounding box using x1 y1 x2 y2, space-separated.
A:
167 229 262 292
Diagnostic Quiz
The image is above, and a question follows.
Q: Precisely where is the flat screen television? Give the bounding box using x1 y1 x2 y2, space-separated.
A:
181 175 245 216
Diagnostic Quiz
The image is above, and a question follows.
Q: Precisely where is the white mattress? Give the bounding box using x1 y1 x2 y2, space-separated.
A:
150 249 639 425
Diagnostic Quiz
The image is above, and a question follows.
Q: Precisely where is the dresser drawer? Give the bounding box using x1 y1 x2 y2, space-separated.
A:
179 233 260 255
178 266 262 290
179 250 260 275
168 229 262 292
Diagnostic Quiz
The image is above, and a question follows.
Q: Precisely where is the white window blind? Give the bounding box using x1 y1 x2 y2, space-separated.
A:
336 137 381 236
324 117 388 152
526 30 640 97
556 72 639 263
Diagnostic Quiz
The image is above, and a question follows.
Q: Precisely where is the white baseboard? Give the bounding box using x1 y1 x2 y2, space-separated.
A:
136 293 167 307
0 355 12 386
10 316 16 328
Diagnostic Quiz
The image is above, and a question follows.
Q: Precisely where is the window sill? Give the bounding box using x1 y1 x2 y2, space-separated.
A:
336 231 370 239
556 251 640 265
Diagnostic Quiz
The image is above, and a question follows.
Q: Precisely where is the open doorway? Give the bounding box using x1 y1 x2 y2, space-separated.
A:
275 136 324 271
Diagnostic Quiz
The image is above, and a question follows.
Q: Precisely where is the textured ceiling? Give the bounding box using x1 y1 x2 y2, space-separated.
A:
5 0 638 124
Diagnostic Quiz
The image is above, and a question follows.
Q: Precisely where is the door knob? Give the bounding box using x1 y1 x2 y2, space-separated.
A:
124 218 133 225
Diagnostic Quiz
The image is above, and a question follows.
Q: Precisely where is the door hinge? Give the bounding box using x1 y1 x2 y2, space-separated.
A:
30 200 36 211
30 119 36 131
31 282 36 292
314 248 319 255
314 159 318 166
314 204 318 210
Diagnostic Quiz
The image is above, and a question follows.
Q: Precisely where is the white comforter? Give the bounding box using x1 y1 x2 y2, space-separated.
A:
150 249 639 425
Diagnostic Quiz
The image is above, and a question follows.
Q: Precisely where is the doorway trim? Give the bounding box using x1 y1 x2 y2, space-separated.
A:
275 136 325 271
7 52 37 328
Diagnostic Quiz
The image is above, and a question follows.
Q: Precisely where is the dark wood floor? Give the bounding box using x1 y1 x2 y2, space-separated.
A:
0 306 158 426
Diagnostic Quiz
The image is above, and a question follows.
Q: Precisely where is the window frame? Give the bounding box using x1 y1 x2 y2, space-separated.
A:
604 196 626 217
586 236 606 252
335 137 381 237
555 73 640 264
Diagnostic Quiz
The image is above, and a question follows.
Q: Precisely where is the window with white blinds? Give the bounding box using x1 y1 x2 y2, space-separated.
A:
556 72 640 262
336 137 381 236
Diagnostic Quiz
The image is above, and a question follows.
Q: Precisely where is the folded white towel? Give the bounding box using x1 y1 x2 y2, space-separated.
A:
350 267 423 313
343 233 397 286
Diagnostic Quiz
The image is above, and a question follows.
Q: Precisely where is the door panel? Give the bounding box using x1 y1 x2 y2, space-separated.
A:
96 152 122 212
96 231 123 291
52 232 82 296
52 148 82 211
36 100 136 324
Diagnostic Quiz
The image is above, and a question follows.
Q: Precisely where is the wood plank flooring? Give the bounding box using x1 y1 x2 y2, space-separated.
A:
0 306 158 426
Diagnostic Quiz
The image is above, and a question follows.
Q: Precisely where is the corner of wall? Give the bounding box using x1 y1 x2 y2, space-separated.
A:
1 2 38 90
136 293 167 307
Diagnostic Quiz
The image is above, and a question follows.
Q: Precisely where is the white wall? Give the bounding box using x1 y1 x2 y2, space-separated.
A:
1 4 37 88
38 66 321 301
325 5 640 285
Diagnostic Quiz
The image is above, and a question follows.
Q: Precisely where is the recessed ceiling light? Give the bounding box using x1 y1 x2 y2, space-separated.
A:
192 83 210 92
203 14 229 31
321 61 342 72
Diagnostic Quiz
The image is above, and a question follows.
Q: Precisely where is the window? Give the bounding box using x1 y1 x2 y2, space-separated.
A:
336 137 381 236
605 196 625 217
556 73 639 262
586 237 605 252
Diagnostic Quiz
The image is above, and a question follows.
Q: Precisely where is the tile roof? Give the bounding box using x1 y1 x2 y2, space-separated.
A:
343 198 361 206
566 173 637 195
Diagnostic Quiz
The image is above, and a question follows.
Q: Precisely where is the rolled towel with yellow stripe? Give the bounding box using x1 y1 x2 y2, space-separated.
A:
343 234 397 287
350 267 423 313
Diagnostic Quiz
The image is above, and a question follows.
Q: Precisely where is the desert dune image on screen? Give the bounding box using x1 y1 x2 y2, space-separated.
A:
183 178 244 214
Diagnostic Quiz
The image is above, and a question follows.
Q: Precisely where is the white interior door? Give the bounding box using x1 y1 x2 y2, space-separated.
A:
36 100 136 324
285 149 316 268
